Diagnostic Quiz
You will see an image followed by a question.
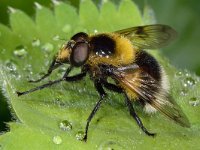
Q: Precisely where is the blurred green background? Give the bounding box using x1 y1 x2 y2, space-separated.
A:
0 0 199 132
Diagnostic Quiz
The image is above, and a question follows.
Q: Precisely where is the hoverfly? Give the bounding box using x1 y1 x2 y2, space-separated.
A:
17 24 190 141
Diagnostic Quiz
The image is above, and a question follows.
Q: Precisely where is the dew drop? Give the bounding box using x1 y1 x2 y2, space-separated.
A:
32 39 41 47
189 97 199 107
62 24 71 33
59 120 72 131
94 29 98 33
175 71 183 77
13 45 27 58
52 135 62 145
183 77 196 87
98 140 125 150
75 131 85 141
41 43 54 53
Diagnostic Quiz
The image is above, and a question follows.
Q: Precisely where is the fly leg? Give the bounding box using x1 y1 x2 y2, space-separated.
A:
16 66 86 96
83 79 106 142
29 58 62 83
125 94 156 136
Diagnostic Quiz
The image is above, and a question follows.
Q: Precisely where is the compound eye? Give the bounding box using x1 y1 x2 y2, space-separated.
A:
70 42 89 67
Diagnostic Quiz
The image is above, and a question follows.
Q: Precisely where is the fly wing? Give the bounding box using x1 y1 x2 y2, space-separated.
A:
113 68 190 127
115 24 177 49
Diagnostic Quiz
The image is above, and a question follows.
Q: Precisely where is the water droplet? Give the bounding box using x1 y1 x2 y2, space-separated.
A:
183 77 196 87
13 46 27 58
32 39 41 47
62 24 71 33
189 97 199 107
34 2 43 9
98 140 125 150
75 131 85 141
175 71 183 77
41 43 54 53
94 29 98 33
59 120 72 131
52 135 62 145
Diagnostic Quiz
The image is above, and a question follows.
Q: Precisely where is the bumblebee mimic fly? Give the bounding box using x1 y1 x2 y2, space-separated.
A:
16 24 190 141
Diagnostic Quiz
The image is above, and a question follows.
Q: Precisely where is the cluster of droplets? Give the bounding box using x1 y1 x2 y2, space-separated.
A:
175 70 199 107
52 120 88 144
75 131 85 141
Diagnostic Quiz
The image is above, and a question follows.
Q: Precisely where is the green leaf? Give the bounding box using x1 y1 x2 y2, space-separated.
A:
0 0 200 149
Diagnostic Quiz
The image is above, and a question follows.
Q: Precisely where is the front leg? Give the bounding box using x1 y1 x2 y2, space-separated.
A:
16 66 86 96
29 58 62 83
83 79 106 142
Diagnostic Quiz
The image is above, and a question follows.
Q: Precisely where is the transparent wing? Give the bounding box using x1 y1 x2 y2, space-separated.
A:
113 68 190 127
115 24 177 49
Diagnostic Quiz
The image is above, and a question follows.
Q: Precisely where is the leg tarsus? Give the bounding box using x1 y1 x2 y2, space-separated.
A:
125 94 156 137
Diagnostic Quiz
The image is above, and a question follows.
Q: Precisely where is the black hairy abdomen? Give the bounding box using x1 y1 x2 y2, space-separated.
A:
135 50 161 82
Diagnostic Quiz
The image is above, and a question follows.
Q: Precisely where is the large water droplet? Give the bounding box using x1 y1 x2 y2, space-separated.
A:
75 131 85 141
98 140 125 150
59 120 72 131
62 24 71 33
41 43 54 53
13 45 27 58
52 135 62 145
32 39 41 47
189 97 199 107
